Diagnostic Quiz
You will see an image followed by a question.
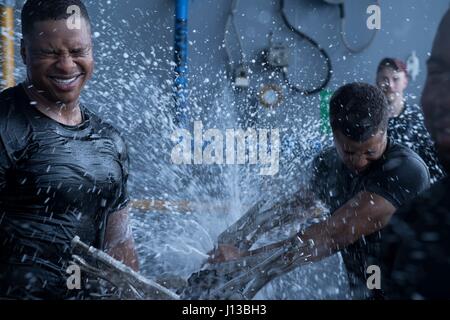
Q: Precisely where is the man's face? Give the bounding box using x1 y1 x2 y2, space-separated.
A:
376 67 408 105
334 129 387 174
21 18 94 105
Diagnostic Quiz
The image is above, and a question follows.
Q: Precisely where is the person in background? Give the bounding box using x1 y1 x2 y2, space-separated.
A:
376 57 445 183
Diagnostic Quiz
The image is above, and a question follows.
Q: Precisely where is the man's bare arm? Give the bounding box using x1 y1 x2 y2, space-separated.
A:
104 206 140 271
300 191 396 262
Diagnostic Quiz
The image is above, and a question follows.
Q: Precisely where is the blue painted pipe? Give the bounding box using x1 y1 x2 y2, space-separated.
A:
173 0 189 127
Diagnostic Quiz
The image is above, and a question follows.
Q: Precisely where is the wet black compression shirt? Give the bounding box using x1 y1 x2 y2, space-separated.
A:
0 84 129 299
310 140 430 297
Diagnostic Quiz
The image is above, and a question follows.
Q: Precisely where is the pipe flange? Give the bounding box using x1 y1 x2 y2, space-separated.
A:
258 83 283 108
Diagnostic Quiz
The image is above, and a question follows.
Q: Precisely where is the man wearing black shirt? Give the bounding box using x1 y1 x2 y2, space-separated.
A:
0 0 138 299
376 58 445 183
211 83 430 299
310 131 429 298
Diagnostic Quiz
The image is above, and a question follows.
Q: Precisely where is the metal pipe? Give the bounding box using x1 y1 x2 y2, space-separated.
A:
173 0 189 126
0 0 15 89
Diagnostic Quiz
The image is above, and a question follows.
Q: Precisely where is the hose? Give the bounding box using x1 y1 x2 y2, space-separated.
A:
279 0 333 95
338 2 378 54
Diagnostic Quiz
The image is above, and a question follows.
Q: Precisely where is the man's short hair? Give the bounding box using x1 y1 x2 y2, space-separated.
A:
377 57 408 76
329 82 389 142
21 0 91 38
